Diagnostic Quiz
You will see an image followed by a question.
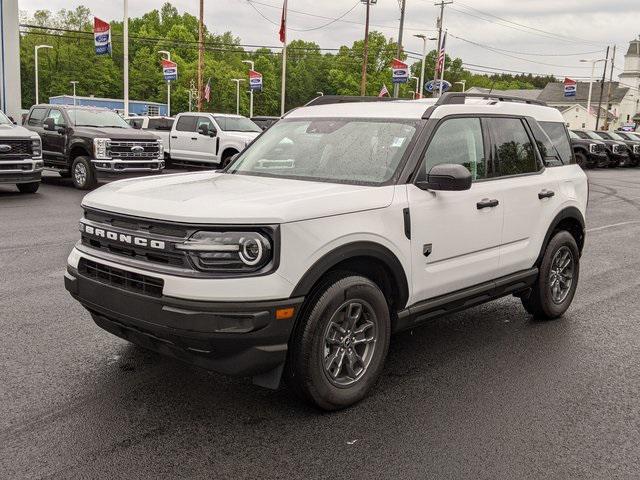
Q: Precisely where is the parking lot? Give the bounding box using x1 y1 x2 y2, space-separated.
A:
1 168 640 479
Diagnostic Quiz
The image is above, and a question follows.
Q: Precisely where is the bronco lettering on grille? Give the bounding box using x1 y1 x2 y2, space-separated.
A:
80 223 166 250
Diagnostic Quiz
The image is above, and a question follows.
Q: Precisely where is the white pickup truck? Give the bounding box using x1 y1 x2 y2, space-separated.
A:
129 113 262 168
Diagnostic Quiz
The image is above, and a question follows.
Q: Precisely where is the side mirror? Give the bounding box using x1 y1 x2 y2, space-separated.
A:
209 128 217 138
416 163 472 191
198 124 209 136
43 117 55 131
132 123 142 129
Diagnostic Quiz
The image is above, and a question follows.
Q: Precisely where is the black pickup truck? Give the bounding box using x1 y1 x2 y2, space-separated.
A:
568 130 608 168
24 105 164 189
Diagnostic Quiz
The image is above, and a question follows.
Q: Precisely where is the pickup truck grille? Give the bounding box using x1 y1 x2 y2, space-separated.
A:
0 139 32 159
0 162 33 172
593 144 605 153
109 140 160 161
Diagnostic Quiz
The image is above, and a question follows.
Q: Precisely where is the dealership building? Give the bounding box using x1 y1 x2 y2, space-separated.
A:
0 0 21 119
49 95 168 116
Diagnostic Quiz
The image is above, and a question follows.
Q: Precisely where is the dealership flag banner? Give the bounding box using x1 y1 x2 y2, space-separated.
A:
249 70 263 91
564 77 577 98
435 30 447 75
162 59 178 82
93 17 111 56
391 59 409 84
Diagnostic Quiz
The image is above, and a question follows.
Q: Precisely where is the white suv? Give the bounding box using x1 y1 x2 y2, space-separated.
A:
65 93 588 410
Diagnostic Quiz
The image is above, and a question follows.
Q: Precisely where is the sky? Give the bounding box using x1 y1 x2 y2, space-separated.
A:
18 0 640 80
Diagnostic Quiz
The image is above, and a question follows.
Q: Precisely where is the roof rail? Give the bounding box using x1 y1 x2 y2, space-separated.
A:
422 92 547 118
305 95 397 107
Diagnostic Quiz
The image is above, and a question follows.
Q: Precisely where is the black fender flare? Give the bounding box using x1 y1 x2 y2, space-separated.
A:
535 207 586 266
68 139 92 159
290 241 410 309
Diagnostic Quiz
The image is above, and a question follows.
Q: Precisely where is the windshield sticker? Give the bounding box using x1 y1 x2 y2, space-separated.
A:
391 137 406 148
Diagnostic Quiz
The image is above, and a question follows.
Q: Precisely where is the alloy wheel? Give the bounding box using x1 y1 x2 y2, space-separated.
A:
549 246 574 304
74 162 87 187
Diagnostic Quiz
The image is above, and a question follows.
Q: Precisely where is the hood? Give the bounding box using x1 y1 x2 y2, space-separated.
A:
72 126 160 141
82 172 395 224
0 123 39 138
571 138 605 146
223 130 260 142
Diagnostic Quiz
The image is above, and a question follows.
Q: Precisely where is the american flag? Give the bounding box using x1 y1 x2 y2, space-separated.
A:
204 78 211 102
436 31 447 75
379 84 390 97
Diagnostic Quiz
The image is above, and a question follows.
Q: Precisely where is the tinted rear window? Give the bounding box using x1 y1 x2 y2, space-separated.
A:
539 121 574 166
148 118 174 131
175 116 197 132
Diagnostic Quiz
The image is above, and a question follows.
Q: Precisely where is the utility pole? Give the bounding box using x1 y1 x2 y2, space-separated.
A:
603 45 617 131
595 46 610 131
393 0 407 98
34 45 52 105
280 0 288 116
197 0 205 111
70 81 78 106
159 50 171 116
123 0 129 116
231 79 245 115
360 0 377 96
432 0 453 95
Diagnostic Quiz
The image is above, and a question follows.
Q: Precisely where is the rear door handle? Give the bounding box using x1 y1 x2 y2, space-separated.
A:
477 198 499 209
538 189 555 199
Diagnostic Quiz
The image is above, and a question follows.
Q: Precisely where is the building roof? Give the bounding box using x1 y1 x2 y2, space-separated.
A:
49 95 166 106
556 103 617 121
466 87 542 100
539 81 629 105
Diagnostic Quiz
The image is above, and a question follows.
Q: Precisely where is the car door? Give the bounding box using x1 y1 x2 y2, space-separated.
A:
407 116 504 302
170 115 198 161
194 116 219 164
486 117 561 276
26 106 49 157
41 108 67 165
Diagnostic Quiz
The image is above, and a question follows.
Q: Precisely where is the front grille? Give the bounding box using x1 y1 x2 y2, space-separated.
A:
0 162 32 172
79 258 164 297
109 141 160 160
595 144 605 153
0 139 32 159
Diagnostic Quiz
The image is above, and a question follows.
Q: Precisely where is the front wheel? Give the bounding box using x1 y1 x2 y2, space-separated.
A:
285 274 390 410
522 231 580 320
71 156 97 190
16 181 40 193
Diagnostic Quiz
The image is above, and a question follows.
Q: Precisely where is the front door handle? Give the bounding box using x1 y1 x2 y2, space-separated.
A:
171 135 178 139
191 137 198 140
477 198 499 209
538 189 555 199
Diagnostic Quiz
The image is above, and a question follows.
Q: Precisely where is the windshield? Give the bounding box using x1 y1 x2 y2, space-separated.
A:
227 118 418 185
585 131 606 140
572 130 591 140
0 111 12 125
214 116 261 133
68 109 130 128
568 130 580 139
606 131 625 141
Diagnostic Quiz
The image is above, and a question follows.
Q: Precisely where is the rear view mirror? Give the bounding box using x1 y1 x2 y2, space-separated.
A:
416 163 472 191
43 117 56 131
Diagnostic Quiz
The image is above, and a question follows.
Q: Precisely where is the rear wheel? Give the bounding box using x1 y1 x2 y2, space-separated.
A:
221 150 238 168
16 181 40 193
71 156 97 190
522 231 579 320
285 273 390 410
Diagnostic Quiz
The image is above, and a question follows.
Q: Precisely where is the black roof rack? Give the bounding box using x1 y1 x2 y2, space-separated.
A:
305 95 397 107
422 92 547 118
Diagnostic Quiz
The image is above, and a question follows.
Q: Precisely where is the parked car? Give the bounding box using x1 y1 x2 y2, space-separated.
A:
593 130 639 166
613 131 640 165
577 130 630 167
65 92 587 410
126 115 174 150
0 109 43 193
164 112 262 168
251 116 280 131
24 105 165 189
569 130 608 168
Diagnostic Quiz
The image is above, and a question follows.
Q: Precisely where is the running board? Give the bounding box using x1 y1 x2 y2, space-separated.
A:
394 268 538 333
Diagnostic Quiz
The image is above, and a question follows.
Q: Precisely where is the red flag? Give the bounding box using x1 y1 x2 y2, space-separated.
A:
279 0 287 43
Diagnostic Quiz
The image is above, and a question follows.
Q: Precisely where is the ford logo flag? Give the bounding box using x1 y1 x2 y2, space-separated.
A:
249 70 263 91
563 77 577 97
93 17 111 56
391 58 409 84
162 60 178 82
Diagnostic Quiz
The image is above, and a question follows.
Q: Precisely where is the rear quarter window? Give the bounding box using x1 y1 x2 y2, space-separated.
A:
536 121 575 166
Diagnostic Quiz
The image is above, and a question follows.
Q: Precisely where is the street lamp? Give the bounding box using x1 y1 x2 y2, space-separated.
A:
455 80 466 92
34 45 53 105
159 50 172 116
242 60 255 118
410 76 419 98
413 35 437 98
316 91 324 96
230 79 246 115
70 81 79 106
580 58 607 121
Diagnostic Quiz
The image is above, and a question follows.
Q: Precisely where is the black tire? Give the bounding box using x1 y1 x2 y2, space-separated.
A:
575 152 587 169
221 150 238 168
16 181 40 193
285 273 391 411
522 231 580 320
164 153 172 169
71 156 97 190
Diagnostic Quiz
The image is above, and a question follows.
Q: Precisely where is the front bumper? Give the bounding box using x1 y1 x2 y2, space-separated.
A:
586 151 608 167
64 265 303 377
0 159 43 183
91 159 165 173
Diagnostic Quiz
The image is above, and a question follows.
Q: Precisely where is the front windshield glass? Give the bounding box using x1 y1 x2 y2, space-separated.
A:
227 118 418 185
606 131 625 141
0 111 12 125
568 130 580 139
214 116 261 133
585 131 605 140
573 130 590 139
68 109 130 128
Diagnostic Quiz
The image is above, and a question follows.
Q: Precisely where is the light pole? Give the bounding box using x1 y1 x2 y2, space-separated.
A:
34 45 53 105
70 81 79 106
124 0 129 116
242 60 255 118
580 58 607 120
410 76 419 98
413 35 436 98
231 79 246 115
360 0 377 96
455 80 466 92
159 50 171 116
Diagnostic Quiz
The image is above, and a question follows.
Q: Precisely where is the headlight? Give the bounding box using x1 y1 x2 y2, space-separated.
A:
93 138 111 160
589 143 597 154
613 144 621 154
157 139 164 158
31 138 42 158
634 145 640 154
176 230 274 273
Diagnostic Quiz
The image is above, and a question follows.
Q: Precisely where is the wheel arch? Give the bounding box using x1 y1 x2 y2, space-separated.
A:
290 241 410 311
69 141 91 161
221 146 240 160
535 207 585 266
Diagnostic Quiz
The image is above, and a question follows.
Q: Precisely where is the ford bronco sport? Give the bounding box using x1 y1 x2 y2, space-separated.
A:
65 93 588 410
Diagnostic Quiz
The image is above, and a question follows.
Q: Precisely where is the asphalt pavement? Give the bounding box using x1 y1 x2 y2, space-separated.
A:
1 169 640 479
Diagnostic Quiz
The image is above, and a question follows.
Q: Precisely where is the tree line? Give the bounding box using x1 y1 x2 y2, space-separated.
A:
20 3 556 116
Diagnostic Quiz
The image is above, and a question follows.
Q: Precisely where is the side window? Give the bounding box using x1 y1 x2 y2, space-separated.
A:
419 117 488 181
488 118 540 176
129 118 143 129
48 109 65 126
196 116 215 132
175 115 197 132
538 121 574 166
28 107 47 126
